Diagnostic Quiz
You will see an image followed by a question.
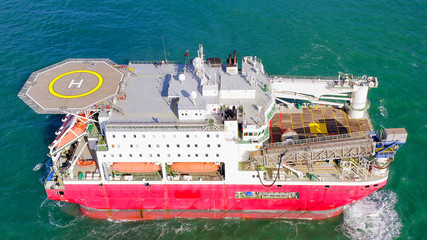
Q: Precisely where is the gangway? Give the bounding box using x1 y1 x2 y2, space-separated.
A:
249 133 375 168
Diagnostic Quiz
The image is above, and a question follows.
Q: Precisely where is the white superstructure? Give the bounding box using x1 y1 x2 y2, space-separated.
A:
19 44 397 188
94 44 275 185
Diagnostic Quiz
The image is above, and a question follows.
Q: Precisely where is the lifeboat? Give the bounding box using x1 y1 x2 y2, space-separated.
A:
52 121 87 149
77 159 96 167
112 162 161 173
170 162 219 173
76 113 90 123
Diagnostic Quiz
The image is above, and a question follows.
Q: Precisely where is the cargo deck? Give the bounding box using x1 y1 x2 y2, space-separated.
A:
269 106 372 143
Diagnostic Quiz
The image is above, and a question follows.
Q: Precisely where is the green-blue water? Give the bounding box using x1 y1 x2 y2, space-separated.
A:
1 1 425 239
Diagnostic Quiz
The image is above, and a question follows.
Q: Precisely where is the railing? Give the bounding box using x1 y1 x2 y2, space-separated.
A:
106 123 225 132
258 128 270 143
129 60 184 65
376 151 396 157
110 174 162 182
96 144 108 151
270 75 367 81
238 128 270 144
266 104 276 122
166 175 224 181
366 112 375 131
345 100 371 111
271 75 338 81
264 132 371 149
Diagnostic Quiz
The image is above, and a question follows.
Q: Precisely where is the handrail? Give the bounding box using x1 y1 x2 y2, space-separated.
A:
263 132 371 149
271 75 367 81
129 60 183 65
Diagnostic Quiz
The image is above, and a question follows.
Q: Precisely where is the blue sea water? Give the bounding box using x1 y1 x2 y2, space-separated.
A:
0 0 426 239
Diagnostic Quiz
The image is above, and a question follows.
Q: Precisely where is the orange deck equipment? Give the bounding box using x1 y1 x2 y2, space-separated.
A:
112 162 161 173
171 162 219 173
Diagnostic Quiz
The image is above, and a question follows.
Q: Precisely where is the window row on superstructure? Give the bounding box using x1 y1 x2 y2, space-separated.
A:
110 143 222 149
111 133 221 139
104 153 221 158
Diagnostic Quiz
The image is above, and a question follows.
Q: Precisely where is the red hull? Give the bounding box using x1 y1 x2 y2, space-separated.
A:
47 179 387 220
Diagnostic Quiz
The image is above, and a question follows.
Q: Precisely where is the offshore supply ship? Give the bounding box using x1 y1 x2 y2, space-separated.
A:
19 45 407 220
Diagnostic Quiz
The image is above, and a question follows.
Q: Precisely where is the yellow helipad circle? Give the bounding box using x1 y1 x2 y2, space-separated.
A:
48 70 103 98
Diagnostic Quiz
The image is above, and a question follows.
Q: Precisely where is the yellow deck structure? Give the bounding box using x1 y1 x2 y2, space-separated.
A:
269 107 372 143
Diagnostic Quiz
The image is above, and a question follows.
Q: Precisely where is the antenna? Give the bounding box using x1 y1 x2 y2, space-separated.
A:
179 73 185 84
190 91 197 105
162 35 168 63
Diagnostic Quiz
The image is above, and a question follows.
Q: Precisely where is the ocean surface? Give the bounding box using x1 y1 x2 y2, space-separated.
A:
0 0 425 239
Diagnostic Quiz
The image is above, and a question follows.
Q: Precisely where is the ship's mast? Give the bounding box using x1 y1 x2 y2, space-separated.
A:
197 44 206 85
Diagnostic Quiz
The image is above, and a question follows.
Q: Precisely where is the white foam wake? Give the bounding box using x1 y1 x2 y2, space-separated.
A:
379 99 388 118
338 190 402 240
33 163 43 171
